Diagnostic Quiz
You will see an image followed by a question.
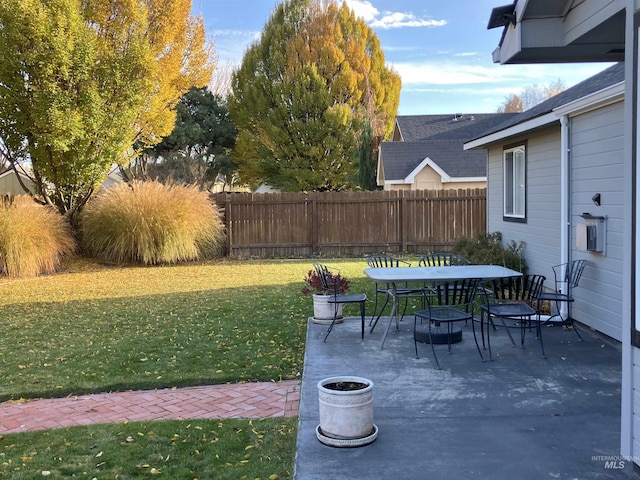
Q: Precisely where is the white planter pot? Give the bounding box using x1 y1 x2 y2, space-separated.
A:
316 376 378 447
311 294 343 325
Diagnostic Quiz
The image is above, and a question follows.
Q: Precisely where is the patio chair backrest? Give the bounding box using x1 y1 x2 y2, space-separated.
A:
489 275 546 306
418 253 471 267
367 256 410 268
428 277 480 311
313 263 341 295
554 260 587 291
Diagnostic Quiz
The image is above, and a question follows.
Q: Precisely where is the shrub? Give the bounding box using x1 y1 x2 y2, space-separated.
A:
80 181 225 264
0 195 76 277
453 231 527 274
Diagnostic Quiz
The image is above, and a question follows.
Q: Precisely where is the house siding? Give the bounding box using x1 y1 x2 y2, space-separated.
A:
570 100 624 341
487 103 624 341
487 127 562 282
0 171 34 196
384 167 485 192
412 167 441 191
635 346 640 461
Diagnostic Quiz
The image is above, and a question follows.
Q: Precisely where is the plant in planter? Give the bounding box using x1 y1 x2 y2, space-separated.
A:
302 268 350 324
302 269 350 296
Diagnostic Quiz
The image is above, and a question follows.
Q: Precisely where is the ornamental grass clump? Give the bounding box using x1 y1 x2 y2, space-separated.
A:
0 195 76 277
80 181 225 264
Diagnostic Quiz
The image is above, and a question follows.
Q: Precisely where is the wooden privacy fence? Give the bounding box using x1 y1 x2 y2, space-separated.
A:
210 188 486 258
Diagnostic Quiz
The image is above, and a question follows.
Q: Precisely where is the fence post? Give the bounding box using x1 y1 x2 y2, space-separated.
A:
311 193 317 255
225 193 232 256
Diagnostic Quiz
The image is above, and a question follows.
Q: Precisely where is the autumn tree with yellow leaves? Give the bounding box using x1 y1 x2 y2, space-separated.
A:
230 0 400 191
0 0 213 217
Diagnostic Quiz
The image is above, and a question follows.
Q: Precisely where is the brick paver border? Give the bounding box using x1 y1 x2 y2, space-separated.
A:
0 380 300 434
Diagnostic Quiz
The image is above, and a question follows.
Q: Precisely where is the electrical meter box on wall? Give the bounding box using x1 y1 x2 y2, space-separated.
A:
576 213 606 253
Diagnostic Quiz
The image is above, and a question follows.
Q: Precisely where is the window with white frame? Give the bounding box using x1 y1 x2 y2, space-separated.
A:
503 144 526 221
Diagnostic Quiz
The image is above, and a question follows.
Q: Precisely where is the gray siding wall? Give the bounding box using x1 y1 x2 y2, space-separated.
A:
486 127 562 284
570 100 624 341
635 347 640 463
486 101 624 341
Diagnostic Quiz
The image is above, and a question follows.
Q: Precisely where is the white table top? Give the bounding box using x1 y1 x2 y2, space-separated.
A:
364 265 522 283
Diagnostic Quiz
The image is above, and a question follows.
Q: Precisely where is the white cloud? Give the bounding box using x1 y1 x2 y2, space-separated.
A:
344 0 379 22
371 12 446 29
344 0 446 29
394 62 510 86
394 61 613 88
454 52 479 57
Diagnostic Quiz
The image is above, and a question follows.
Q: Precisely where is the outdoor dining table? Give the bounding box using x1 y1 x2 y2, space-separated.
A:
364 265 523 349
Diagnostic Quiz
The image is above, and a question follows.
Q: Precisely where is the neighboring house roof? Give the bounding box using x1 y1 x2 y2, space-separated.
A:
380 140 486 183
466 62 624 147
394 113 519 142
380 113 515 186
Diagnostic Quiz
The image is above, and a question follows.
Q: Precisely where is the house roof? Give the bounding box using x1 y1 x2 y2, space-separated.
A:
380 140 487 182
395 113 518 142
381 113 514 185
466 62 624 144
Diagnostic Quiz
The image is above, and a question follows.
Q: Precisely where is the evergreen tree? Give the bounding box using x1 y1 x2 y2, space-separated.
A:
133 87 237 191
229 0 400 191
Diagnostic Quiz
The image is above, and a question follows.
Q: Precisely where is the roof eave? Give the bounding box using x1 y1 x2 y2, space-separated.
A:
553 82 624 116
464 112 557 150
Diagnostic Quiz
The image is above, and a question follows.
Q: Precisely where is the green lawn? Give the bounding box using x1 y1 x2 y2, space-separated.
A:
0 257 375 479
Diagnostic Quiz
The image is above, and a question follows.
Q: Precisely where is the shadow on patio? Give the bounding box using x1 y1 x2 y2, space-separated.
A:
295 315 632 479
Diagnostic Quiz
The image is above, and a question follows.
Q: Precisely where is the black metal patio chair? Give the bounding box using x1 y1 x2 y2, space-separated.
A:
536 260 587 341
366 256 423 332
414 277 481 369
480 274 547 360
313 263 367 342
418 252 474 320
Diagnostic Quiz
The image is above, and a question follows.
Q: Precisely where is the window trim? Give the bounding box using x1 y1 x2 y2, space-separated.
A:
502 141 527 223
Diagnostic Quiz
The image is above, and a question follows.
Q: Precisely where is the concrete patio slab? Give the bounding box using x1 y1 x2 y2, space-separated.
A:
295 316 633 479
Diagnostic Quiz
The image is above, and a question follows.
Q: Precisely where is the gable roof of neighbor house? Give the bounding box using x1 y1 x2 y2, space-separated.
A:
380 140 487 182
381 113 516 184
465 62 624 148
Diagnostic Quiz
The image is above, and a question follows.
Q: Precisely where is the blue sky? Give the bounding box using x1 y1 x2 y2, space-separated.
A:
192 0 614 115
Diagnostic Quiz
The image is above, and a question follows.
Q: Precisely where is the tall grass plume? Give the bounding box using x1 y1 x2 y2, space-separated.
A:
80 181 225 264
0 195 76 277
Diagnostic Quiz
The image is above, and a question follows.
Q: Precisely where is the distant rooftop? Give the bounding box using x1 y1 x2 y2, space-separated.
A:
395 113 518 143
